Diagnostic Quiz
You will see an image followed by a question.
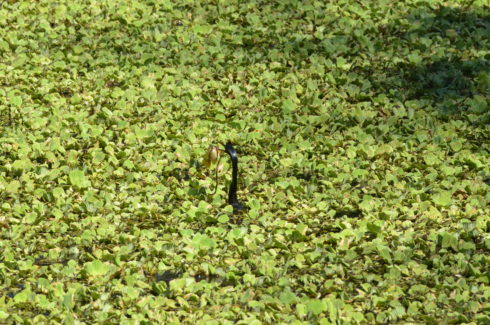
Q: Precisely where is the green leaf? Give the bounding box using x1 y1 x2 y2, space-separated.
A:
5 180 20 194
440 232 458 251
11 159 32 171
306 299 326 315
424 153 440 166
377 246 392 263
359 196 375 211
53 60 67 69
0 39 9 52
160 0 173 10
296 303 307 318
0 310 9 320
432 191 452 207
281 99 296 114
279 289 297 304
69 169 90 189
12 55 27 67
14 288 31 303
191 234 216 251
140 76 155 89
467 95 488 114
217 214 229 223
336 57 351 70
192 24 213 34
407 52 422 64
8 92 22 107
367 222 382 234
84 260 111 277
123 160 134 170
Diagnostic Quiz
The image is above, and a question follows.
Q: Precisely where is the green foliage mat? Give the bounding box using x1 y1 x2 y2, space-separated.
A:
0 0 489 323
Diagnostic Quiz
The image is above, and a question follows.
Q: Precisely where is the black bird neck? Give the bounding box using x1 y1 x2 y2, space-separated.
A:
224 142 243 213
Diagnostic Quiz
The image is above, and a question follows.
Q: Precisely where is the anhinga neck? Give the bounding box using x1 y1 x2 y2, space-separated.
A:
224 142 243 213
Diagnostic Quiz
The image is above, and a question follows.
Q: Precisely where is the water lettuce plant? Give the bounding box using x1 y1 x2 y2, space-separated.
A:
0 0 488 323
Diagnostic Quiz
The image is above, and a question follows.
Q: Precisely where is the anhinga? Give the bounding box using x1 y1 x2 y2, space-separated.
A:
224 141 244 214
